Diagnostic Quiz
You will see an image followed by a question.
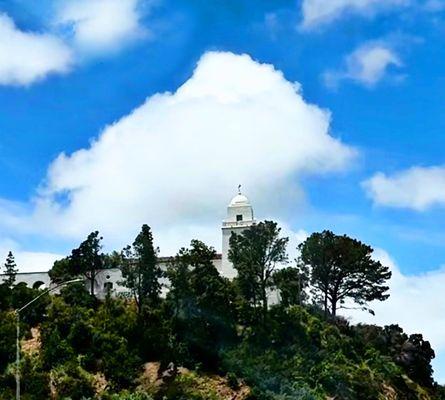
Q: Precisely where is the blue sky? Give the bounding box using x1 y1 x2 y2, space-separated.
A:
1 0 445 382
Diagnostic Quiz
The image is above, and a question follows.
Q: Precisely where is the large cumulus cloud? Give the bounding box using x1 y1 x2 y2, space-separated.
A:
0 51 356 255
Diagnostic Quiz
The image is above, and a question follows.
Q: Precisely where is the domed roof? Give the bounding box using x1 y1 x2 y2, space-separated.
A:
229 194 250 207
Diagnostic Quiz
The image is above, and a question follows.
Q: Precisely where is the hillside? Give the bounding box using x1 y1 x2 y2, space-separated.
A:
1 297 444 400
1 228 444 399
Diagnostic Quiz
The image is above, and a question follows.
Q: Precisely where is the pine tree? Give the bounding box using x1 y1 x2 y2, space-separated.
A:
3 251 18 287
121 224 162 312
299 230 392 317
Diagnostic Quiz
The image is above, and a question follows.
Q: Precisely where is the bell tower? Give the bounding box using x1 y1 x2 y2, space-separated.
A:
221 187 255 278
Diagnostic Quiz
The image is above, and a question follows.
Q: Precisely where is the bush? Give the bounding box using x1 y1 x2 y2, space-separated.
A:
226 371 239 389
107 393 154 400
51 361 95 400
0 311 16 374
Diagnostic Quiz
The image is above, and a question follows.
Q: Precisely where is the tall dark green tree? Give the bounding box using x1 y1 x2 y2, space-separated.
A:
299 230 392 318
121 224 161 312
2 251 18 287
69 231 104 298
166 240 235 367
229 220 288 322
187 240 234 323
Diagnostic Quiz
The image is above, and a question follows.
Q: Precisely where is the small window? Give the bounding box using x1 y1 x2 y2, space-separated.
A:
236 214 243 221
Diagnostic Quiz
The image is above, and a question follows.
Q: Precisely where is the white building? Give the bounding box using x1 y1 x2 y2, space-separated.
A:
1 191 256 298
221 190 256 278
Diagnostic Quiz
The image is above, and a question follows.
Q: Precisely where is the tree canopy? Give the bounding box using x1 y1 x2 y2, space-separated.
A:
121 224 162 312
229 220 288 323
166 240 236 367
70 231 104 298
272 266 308 307
299 230 392 317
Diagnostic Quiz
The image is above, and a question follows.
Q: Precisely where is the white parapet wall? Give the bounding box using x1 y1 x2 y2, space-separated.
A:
0 255 223 300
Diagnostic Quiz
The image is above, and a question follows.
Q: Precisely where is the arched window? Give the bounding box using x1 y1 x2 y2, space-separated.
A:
32 281 45 290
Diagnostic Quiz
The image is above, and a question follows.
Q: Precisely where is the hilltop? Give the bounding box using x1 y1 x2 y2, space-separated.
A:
0 224 443 399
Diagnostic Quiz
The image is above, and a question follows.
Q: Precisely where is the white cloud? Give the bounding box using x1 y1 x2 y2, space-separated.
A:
0 13 72 86
300 0 408 29
363 165 445 211
0 51 356 255
344 249 445 383
55 0 147 53
0 239 62 273
323 42 403 88
0 1 149 86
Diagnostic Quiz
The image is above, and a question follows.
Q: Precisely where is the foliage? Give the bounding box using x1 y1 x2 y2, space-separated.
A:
70 231 104 298
12 283 50 326
2 251 18 287
48 257 72 283
121 224 162 312
0 223 442 399
166 240 236 368
272 266 308 307
105 393 154 400
51 360 95 400
104 251 124 269
20 354 51 400
352 323 436 387
60 281 95 308
299 230 392 317
229 221 288 323
0 311 16 374
48 232 105 297
221 305 438 400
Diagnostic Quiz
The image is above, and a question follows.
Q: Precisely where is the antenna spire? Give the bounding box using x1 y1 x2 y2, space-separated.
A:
238 184 242 195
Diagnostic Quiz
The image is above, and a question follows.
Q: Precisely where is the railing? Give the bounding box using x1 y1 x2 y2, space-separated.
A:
222 220 255 228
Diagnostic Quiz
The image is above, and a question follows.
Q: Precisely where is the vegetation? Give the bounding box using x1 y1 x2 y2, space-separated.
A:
0 223 443 399
121 224 162 313
229 220 288 323
2 251 18 287
299 230 392 317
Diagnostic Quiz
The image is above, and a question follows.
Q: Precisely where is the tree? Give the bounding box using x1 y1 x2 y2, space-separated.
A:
104 251 123 269
299 230 391 318
121 224 162 312
166 248 193 320
229 220 288 322
70 231 104 298
2 251 18 287
60 282 95 308
48 257 73 283
0 311 16 374
354 324 436 387
166 240 235 367
400 333 435 387
272 266 308 307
